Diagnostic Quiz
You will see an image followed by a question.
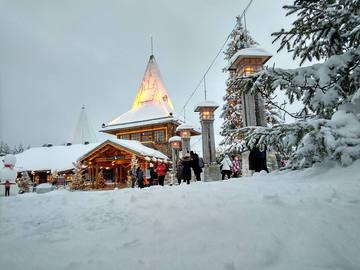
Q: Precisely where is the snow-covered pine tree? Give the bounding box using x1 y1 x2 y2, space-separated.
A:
221 16 282 152
17 171 32 193
231 0 360 169
95 169 106 189
71 162 86 190
0 141 11 156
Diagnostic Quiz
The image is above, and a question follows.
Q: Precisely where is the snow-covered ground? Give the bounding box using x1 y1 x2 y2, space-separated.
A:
1 161 360 270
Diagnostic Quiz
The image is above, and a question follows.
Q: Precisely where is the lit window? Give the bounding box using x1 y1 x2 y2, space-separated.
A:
154 130 166 142
244 66 254 75
142 131 153 142
131 133 141 141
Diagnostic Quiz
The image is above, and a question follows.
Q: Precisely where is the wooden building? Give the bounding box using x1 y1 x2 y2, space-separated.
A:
78 139 168 187
101 54 183 157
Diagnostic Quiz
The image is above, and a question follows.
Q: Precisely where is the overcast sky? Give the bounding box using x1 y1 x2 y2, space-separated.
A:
0 0 297 148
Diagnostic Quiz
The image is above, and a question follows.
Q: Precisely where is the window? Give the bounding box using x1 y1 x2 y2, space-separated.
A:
130 133 141 141
142 131 153 142
119 134 130 140
154 129 166 142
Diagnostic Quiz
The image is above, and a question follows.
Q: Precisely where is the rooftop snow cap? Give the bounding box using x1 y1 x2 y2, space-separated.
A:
104 55 176 128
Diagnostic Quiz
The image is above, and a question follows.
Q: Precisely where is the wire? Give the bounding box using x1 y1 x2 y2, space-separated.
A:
179 0 255 118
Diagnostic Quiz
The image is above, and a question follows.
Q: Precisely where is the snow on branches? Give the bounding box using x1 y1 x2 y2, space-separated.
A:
230 0 360 168
223 16 257 61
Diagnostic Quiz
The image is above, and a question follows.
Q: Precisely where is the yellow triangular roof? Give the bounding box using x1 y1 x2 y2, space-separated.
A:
131 55 174 113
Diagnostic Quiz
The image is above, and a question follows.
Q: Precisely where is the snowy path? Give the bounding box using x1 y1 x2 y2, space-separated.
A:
1 161 360 270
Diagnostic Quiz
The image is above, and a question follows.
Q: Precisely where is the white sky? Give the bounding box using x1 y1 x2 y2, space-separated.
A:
0 0 298 148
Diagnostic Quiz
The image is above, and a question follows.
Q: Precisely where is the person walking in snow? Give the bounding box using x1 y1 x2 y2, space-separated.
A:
190 151 202 181
220 154 232 180
136 167 144 189
181 153 192 185
231 155 241 178
156 161 167 186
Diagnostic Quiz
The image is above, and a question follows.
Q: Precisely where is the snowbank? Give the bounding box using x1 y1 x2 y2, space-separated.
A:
0 161 359 270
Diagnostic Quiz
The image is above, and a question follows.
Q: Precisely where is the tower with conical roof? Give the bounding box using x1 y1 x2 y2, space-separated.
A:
101 54 182 156
70 105 98 145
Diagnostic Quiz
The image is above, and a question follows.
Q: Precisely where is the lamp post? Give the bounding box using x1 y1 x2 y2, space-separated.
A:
175 124 200 156
194 101 221 181
227 46 272 176
227 46 272 127
194 101 218 165
169 136 182 185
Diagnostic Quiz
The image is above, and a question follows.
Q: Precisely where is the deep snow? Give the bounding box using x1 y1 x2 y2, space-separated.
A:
1 161 360 270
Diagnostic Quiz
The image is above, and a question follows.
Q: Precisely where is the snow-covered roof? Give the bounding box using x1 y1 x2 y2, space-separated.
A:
102 104 182 131
102 55 177 132
168 136 181 143
79 139 168 161
176 123 196 131
194 101 219 111
15 139 168 172
15 143 101 172
227 46 272 70
175 123 201 136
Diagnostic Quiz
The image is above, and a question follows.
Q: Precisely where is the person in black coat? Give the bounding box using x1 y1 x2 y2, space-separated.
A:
249 146 269 173
181 154 192 184
136 167 144 189
190 151 202 181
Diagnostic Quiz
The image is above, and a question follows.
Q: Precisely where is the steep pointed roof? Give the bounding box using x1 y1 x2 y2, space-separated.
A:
70 106 98 144
131 55 174 112
102 55 180 132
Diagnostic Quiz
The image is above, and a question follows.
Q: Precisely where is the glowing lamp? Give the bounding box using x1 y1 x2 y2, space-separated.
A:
227 47 272 76
169 136 182 150
175 124 201 138
194 101 219 121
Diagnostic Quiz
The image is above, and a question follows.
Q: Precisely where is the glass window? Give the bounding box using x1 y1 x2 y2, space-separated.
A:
154 130 166 142
130 133 141 141
120 134 130 140
142 131 153 142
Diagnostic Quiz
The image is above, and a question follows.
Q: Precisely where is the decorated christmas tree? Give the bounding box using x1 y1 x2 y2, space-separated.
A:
71 161 86 190
230 0 360 169
95 169 106 189
17 171 32 193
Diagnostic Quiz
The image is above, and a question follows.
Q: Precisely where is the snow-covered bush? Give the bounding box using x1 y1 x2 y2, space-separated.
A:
230 0 360 168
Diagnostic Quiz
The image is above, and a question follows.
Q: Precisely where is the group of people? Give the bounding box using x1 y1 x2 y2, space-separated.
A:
128 160 169 189
176 151 204 185
220 154 241 180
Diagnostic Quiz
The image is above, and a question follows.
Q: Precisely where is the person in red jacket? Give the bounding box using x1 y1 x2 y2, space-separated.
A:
156 161 167 186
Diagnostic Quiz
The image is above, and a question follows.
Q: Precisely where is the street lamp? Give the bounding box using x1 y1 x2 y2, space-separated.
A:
194 101 219 165
175 124 201 156
227 46 272 127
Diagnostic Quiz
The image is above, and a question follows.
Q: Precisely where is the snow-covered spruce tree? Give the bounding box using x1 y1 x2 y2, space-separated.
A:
231 0 360 169
16 171 32 193
71 162 86 190
221 16 283 153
